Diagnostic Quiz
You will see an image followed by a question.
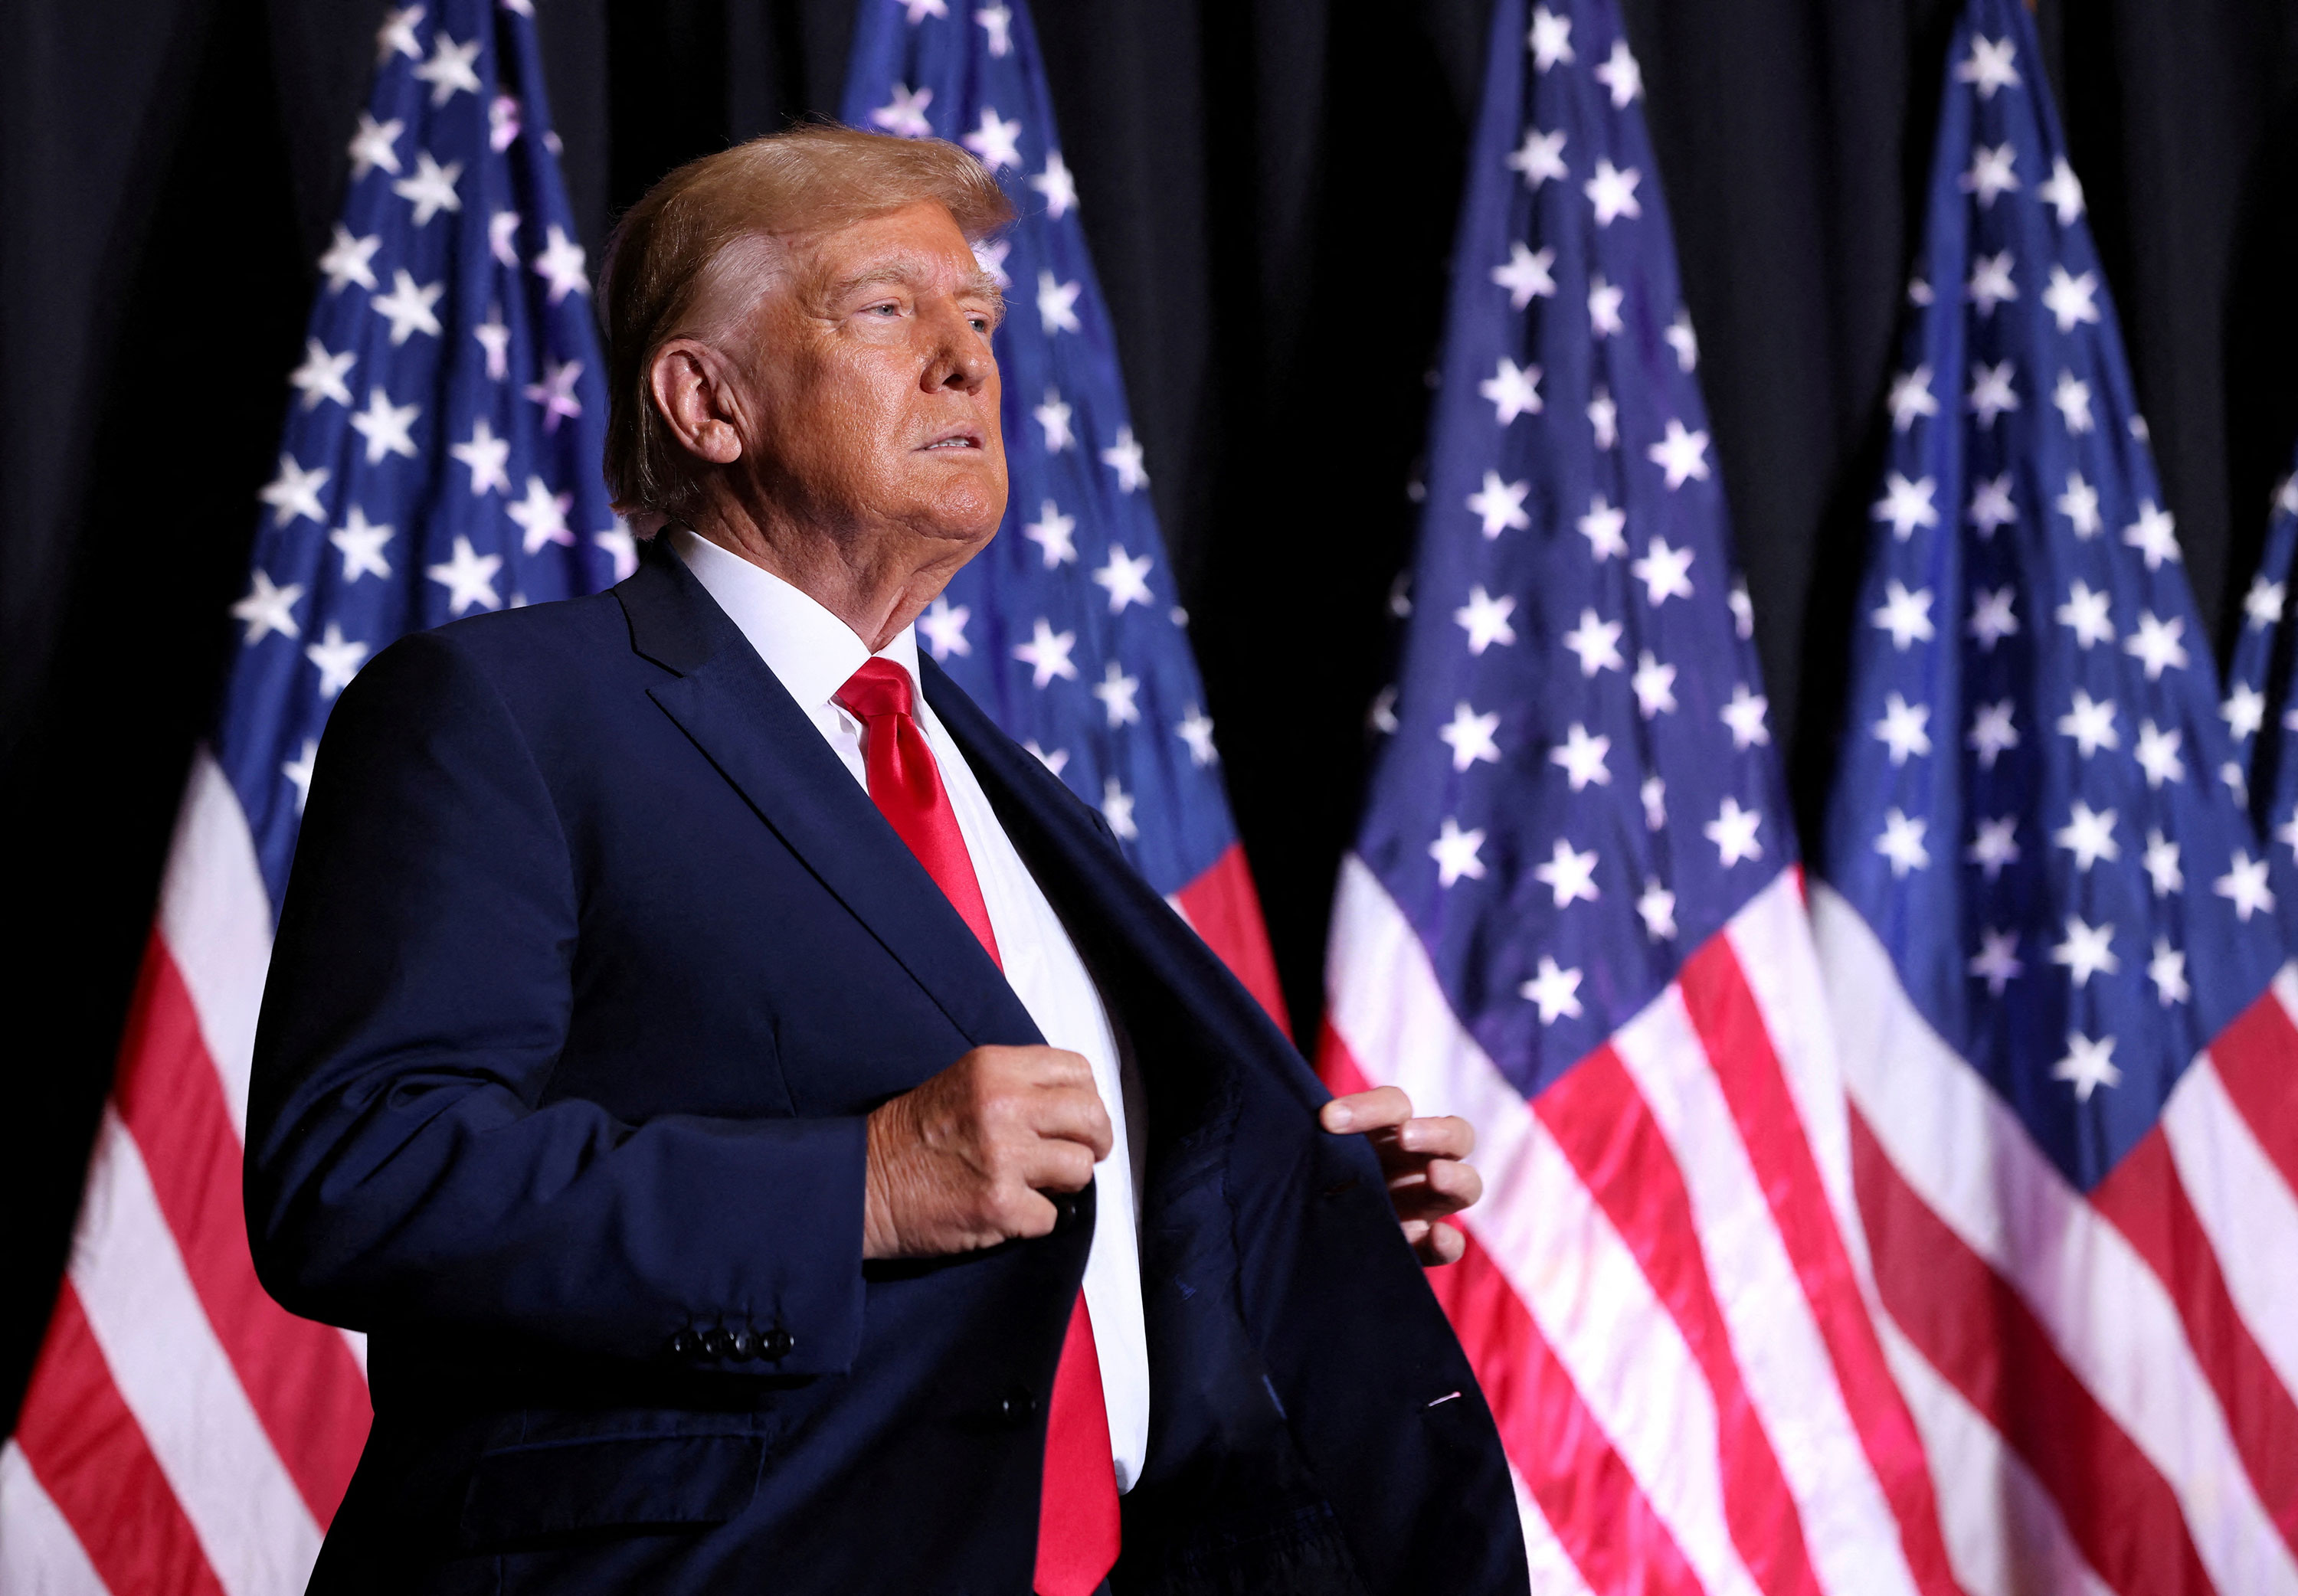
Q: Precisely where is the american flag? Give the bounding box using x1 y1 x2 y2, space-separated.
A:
1315 0 1962 1590
0 2 619 1588
2226 460 2298 942
838 0 1288 1025
1811 1 2298 1591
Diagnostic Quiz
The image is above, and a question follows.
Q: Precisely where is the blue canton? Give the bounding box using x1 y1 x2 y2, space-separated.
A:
1822 0 2287 1190
222 0 621 914
2226 460 2298 944
839 0 1239 899
1354 0 1786 1094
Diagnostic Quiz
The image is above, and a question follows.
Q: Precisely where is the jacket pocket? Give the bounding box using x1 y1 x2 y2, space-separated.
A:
457 1431 765 1550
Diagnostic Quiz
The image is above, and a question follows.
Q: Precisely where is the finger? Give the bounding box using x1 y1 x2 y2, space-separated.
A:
988 1182 1061 1241
1023 1046 1098 1091
1387 1159 1484 1219
1394 1114 1475 1160
1023 1084 1115 1161
1014 1136 1099 1195
1321 1084 1413 1134
1416 1219 1467 1267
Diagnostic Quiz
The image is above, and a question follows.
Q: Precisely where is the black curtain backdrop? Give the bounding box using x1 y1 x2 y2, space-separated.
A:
5 0 2296 1431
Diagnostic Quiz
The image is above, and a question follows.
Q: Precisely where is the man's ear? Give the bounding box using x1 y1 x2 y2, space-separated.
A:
648 339 745 467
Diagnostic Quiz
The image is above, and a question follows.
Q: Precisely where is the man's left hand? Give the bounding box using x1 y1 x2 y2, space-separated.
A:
1319 1087 1481 1266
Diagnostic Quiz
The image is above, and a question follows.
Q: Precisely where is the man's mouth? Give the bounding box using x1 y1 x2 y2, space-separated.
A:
920 430 983 450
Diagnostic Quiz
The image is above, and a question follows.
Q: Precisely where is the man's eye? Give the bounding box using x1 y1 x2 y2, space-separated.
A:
868 303 900 316
968 316 989 332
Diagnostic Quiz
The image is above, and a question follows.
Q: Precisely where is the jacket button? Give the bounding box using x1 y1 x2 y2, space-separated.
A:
760 1326 796 1359
996 1387 1039 1425
669 1329 699 1357
728 1326 756 1359
700 1327 735 1359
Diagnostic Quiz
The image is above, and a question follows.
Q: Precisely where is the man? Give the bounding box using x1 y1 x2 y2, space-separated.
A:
248 126 1525 1595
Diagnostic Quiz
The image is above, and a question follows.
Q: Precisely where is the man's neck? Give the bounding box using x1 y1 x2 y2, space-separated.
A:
686 508 951 655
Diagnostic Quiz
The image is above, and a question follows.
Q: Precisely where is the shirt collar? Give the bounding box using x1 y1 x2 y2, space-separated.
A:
672 526 923 713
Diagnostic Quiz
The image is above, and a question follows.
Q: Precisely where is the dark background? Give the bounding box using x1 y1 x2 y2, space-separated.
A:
5 0 2296 1431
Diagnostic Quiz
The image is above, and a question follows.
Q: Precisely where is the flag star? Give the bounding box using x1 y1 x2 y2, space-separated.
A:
2050 916 2119 986
1037 270 1083 335
1873 473 1940 540
413 31 481 104
2216 850 2275 922
1480 358 1543 424
2123 611 2188 680
1583 159 1643 226
1176 705 1218 767
1636 880 1678 941
1013 618 1079 686
391 150 463 224
1587 274 1625 338
531 225 589 303
969 237 1011 289
1550 723 1612 791
1100 427 1149 492
372 269 444 344
506 476 574 554
1092 544 1154 612
1969 928 2023 994
288 338 356 410
1587 386 1619 450
975 7 1013 60
1871 580 1935 649
1562 609 1624 676
488 93 522 152
260 454 329 527
1507 126 1569 189
348 113 404 181
1967 699 2019 769
1642 776 1667 831
1534 838 1601 907
2040 156 2087 224
1034 388 1074 452
349 386 421 465
2224 760 2248 806
231 568 304 643
1429 819 1488 887
1369 685 1399 735
1593 37 1642 106
2247 573 2288 630
2055 581 2113 648
871 83 935 138
916 597 971 660
1966 251 2018 316
1024 740 1069 777
1455 586 1519 654
2053 1034 2123 1101
1092 660 1142 728
1439 702 1502 771
962 106 1023 172
1468 473 1533 538
1521 957 1585 1024
1708 797 1766 868
1101 777 1138 842
2054 801 2120 872
2043 267 2101 332
1720 683 1771 749
1021 500 1077 567
1730 580 1754 639
1967 362 2019 429
330 505 393 581
902 0 948 21
522 356 584 431
1872 692 1932 765
595 520 637 582
2144 828 2184 894
2056 473 2102 538
1632 650 1678 718
2051 369 2094 434
1647 419 1711 491
1666 312 1699 372
2121 501 2180 570
1968 816 2021 881
2225 682 2265 741
426 535 502 614
1889 365 1939 431
283 738 320 813
487 209 522 267
303 623 369 698
1968 587 2018 650
473 306 510 381
1630 538 1694 607
1390 574 1414 617
317 224 382 293
2133 719 2185 788
1492 242 1557 309
1956 34 2021 98
2148 936 2190 1006
1528 6 1574 70
376 3 424 62
1874 808 1930 877
1960 142 2019 207
1029 149 1079 219
450 417 511 495
1908 276 1934 306
1969 472 2018 534
2057 689 2120 757
2280 809 2298 864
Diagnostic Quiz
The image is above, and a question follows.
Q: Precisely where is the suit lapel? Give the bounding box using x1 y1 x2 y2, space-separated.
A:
619 545 1039 1048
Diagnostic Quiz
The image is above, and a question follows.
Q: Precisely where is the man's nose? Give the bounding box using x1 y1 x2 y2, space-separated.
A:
925 306 993 394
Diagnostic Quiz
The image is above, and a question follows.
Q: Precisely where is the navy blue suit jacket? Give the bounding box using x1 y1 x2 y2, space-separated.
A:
247 542 1526 1594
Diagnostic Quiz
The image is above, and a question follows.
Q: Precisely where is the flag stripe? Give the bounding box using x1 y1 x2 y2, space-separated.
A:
8 1288 230 1596
0 1440 111 1596
2208 968 2298 1193
112 928 372 1526
2163 1055 2298 1405
156 749 275 1140
1506 1464 1605 1596
1170 841 1289 1034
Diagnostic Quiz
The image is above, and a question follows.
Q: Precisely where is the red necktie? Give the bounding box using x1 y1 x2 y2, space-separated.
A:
834 658 1121 1596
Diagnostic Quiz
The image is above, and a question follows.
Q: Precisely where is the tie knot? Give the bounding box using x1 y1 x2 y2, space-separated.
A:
835 656 915 721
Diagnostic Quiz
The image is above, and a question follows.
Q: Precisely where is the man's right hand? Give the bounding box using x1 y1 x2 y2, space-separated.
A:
862 1045 1113 1259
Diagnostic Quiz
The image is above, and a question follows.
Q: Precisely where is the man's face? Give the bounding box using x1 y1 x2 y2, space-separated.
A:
728 200 1007 566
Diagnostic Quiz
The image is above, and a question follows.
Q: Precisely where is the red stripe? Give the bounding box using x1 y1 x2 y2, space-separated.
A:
2092 1124 2298 1554
12 1280 230 1596
1678 934 1965 1596
110 929 369 1527
1540 1046 1824 1596
2206 983 2298 1194
1175 842 1291 1036
1849 1104 2214 1596
1323 1026 1704 1596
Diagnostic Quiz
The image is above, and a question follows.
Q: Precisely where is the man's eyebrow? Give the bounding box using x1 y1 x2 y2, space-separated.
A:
821 257 1006 322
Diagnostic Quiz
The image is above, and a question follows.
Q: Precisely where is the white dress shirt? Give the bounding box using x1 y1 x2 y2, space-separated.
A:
674 528 1151 1492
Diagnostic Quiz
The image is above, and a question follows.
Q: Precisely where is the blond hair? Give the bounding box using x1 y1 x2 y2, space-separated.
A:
598 124 1013 518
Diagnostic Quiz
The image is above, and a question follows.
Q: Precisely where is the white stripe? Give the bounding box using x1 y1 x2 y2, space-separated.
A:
1507 1464 1594 1596
0 1440 108 1596
2162 1055 2298 1399
1612 983 1921 1596
156 748 276 1140
1325 855 1759 1596
1812 883 2298 1596
70 1110 322 1596
1872 1307 2114 1596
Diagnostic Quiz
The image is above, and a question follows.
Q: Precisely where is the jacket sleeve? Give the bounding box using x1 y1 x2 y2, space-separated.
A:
244 627 867 1374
